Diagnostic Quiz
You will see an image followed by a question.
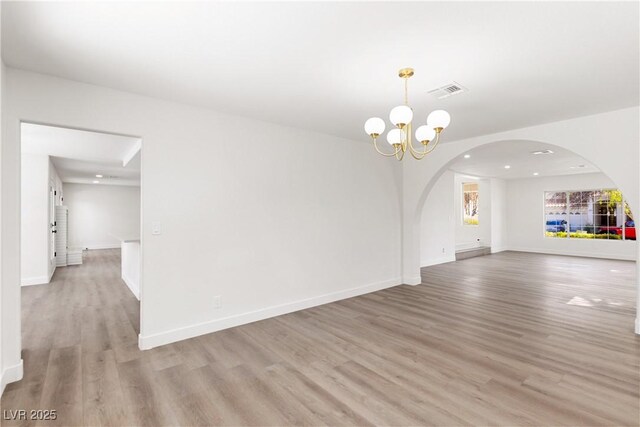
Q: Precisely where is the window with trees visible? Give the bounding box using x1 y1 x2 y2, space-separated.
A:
544 189 635 240
463 182 479 225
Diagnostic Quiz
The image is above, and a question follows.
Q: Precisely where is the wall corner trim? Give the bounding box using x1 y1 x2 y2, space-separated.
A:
635 318 640 335
21 276 50 286
122 273 140 301
138 277 402 350
1 360 24 396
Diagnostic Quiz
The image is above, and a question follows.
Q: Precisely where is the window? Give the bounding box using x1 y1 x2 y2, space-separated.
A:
544 189 635 240
463 182 479 225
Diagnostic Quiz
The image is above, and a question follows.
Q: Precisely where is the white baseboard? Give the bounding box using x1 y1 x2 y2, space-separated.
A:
84 243 120 250
139 277 401 350
402 275 422 286
1 360 23 396
491 246 507 254
122 273 140 300
21 275 49 286
507 246 635 261
455 242 480 251
635 318 640 335
421 255 456 267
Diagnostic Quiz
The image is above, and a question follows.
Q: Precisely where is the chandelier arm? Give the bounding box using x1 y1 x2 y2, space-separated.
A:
373 137 401 157
408 130 442 158
407 138 428 157
409 148 427 160
423 131 442 154
395 147 405 161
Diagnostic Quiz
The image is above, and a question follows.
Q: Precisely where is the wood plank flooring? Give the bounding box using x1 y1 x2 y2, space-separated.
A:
1 249 638 426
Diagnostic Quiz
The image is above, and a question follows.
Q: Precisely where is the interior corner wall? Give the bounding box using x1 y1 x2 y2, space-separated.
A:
1 7 22 389
20 153 49 285
3 68 403 351
48 159 63 279
63 183 141 249
49 158 63 206
420 170 455 266
506 172 637 260
490 178 508 253
0 1 4 392
454 173 491 250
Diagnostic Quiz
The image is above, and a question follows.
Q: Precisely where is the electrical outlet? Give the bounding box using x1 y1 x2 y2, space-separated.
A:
212 296 221 309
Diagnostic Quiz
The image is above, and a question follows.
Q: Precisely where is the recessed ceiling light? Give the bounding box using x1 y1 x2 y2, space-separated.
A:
531 150 554 155
570 165 587 169
463 154 471 159
92 180 100 184
96 174 103 178
533 172 539 176
504 165 511 169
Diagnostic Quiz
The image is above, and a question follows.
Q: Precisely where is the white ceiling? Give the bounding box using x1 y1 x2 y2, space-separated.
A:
448 140 597 180
2 2 638 143
22 123 141 186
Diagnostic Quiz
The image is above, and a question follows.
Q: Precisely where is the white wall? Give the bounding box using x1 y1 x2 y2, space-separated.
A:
48 159 63 278
0 3 5 392
63 183 140 249
490 178 508 253
20 154 62 285
420 170 455 266
3 69 403 351
0 3 23 391
122 240 140 299
506 172 636 260
20 153 49 285
420 172 507 266
454 173 491 250
49 158 63 205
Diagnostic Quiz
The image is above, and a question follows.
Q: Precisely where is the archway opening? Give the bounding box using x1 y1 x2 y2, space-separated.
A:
414 139 637 334
418 140 636 267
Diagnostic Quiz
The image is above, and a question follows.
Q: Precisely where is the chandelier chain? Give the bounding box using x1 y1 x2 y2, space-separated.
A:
404 78 408 105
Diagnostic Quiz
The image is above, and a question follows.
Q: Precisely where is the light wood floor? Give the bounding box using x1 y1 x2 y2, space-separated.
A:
2 249 639 426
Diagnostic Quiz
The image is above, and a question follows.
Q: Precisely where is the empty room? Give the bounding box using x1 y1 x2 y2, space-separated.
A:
0 2 638 426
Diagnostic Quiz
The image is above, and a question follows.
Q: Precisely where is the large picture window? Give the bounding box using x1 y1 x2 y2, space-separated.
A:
463 182 479 225
544 189 635 240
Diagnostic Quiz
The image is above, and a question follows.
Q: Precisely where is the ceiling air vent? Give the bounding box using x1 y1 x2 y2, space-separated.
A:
427 82 467 99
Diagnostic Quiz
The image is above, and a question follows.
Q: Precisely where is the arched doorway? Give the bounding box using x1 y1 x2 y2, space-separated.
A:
418 140 636 268
399 108 639 333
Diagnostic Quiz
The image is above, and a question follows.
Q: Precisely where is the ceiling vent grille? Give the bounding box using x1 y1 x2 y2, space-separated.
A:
427 82 467 99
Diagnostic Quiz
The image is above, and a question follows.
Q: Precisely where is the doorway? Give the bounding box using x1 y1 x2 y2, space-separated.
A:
20 122 143 330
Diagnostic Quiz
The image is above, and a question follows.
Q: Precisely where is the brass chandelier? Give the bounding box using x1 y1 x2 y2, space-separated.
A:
364 67 451 160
